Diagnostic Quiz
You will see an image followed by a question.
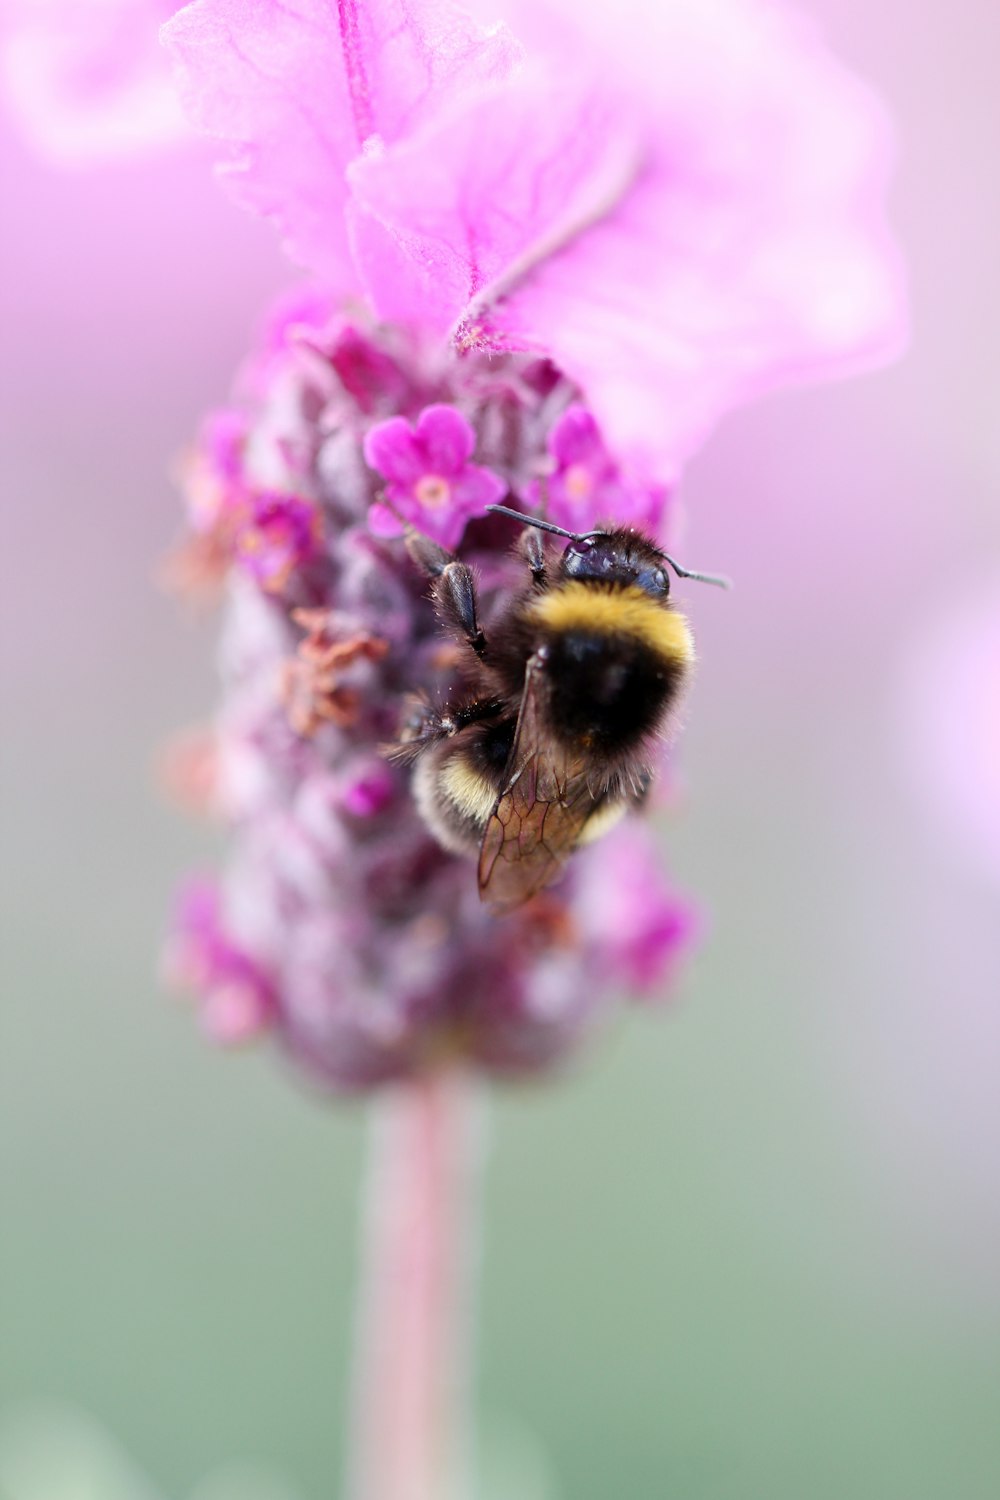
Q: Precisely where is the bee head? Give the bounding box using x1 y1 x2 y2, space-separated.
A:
485 505 731 594
560 531 670 598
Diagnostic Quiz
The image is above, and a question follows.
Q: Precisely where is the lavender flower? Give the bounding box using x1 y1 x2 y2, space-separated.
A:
166 308 698 1089
160 0 905 1092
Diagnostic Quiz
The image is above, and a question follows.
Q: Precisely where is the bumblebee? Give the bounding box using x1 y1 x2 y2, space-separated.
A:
394 504 728 912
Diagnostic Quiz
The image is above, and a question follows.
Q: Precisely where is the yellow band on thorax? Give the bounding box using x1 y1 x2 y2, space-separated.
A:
528 582 693 666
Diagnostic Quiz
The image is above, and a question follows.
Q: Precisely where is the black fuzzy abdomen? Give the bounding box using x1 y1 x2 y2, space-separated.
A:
544 630 678 752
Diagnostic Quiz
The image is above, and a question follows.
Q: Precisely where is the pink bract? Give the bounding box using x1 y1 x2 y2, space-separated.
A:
163 0 906 480
164 0 520 286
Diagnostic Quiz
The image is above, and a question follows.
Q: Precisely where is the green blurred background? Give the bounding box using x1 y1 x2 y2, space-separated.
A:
2 1 998 1496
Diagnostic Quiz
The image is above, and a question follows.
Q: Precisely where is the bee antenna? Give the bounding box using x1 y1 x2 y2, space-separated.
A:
486 504 600 543
487 505 730 588
661 553 732 590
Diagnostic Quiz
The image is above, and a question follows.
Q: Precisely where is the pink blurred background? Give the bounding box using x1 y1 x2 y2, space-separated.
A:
1 2 998 1495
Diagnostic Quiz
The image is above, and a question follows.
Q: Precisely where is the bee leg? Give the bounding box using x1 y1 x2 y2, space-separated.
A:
405 531 455 577
519 528 547 587
385 697 451 764
437 562 487 658
405 531 488 659
386 692 503 764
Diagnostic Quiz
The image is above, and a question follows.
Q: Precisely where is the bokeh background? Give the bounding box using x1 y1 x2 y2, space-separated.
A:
2 1 998 1496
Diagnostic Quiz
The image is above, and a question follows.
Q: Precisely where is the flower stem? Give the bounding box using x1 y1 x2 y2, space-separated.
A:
346 1072 485 1500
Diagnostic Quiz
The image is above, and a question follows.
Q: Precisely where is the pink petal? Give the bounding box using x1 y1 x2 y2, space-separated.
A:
390 496 467 550
329 324 411 415
544 474 667 539
372 468 482 548
363 416 425 486
420 512 471 550
349 64 636 336
366 500 406 538
162 0 521 279
574 821 701 996
452 463 507 512
201 979 272 1043
550 404 604 471
350 1 906 478
414 403 476 475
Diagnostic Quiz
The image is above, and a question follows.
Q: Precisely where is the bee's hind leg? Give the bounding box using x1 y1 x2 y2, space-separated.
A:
385 691 504 765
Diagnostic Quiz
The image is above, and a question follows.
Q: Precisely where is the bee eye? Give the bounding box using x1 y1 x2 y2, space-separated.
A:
636 566 669 597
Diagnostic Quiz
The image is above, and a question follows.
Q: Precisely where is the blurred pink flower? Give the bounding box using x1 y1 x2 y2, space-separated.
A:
572 821 701 993
167 409 323 595
1 0 190 163
530 403 665 536
182 408 248 533
164 0 905 478
234 492 323 592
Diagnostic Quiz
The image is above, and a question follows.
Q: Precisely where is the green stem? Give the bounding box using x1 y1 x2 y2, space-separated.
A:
346 1072 485 1500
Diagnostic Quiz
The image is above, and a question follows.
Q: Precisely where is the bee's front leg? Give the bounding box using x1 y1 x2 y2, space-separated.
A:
405 532 488 659
518 527 547 587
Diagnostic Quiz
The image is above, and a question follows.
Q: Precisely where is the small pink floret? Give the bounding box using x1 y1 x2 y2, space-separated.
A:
234 492 321 592
537 403 669 536
363 403 505 549
328 324 410 415
184 409 249 533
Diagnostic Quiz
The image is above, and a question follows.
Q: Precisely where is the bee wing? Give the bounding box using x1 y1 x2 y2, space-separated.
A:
478 652 595 912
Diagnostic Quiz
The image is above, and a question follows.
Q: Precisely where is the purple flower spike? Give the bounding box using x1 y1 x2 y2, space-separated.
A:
164 310 699 1088
364 404 506 549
